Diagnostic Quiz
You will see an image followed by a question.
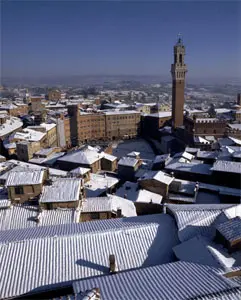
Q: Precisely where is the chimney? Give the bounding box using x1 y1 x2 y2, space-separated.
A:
116 208 122 218
194 181 199 201
109 254 116 273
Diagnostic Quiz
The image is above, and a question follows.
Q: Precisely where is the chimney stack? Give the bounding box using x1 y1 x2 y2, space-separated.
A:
109 254 116 273
116 208 122 218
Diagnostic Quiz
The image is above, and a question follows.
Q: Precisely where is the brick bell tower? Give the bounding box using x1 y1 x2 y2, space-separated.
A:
171 34 187 128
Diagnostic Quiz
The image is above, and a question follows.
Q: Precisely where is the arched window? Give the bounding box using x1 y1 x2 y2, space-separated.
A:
175 54 177 64
179 54 182 64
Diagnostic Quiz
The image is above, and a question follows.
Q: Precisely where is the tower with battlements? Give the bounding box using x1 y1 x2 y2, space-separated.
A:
171 35 187 128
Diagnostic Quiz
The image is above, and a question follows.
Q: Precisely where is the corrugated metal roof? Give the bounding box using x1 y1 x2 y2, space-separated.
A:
73 261 241 300
0 214 178 299
212 160 241 174
167 204 241 242
40 178 82 203
173 235 241 272
82 195 137 217
5 169 45 186
216 217 241 242
0 205 79 231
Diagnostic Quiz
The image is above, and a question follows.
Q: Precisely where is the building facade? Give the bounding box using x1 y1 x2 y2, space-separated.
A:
48 90 61 101
104 111 140 140
67 105 140 146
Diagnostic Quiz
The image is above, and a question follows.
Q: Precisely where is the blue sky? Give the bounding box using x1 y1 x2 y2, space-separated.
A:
1 1 241 80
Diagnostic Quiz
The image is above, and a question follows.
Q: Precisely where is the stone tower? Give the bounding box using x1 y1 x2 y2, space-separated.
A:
171 35 187 128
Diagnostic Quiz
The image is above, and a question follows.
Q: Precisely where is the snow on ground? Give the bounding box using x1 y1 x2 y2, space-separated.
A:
112 139 155 160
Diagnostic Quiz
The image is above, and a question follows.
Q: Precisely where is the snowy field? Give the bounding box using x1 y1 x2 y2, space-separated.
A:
112 138 155 160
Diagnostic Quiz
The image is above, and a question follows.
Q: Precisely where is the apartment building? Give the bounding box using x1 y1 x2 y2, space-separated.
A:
104 110 141 140
67 105 141 146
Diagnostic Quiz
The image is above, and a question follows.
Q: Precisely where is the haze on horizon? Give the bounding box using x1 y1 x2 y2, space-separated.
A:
1 1 241 83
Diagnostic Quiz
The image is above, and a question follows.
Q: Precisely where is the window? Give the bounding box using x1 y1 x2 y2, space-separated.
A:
179 54 182 64
15 186 24 195
174 54 177 64
91 212 99 220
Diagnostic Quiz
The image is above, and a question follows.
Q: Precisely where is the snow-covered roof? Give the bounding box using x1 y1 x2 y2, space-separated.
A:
173 151 194 161
215 108 231 114
112 138 155 160
218 137 236 147
205 135 216 141
212 160 241 174
194 136 210 144
0 206 80 230
228 123 241 130
116 181 163 204
70 167 91 175
0 103 17 110
73 261 241 300
81 195 137 217
58 147 103 165
0 117 23 138
145 111 172 118
153 154 170 164
159 126 172 134
40 122 56 131
185 147 200 154
101 152 117 162
216 217 241 242
232 150 241 159
127 151 140 158
5 159 67 177
85 173 119 197
29 152 65 166
196 118 219 123
12 128 46 142
173 235 241 272
229 136 241 146
0 213 178 299
197 150 218 160
118 156 138 167
103 110 140 115
5 169 45 187
139 170 174 185
3 141 16 149
35 148 55 157
167 204 241 243
40 178 82 203
165 159 212 175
